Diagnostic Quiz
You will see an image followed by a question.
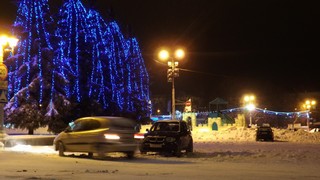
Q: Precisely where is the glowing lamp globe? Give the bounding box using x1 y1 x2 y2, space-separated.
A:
158 50 169 61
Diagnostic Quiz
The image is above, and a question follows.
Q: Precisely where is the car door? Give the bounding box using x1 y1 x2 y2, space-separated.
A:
63 119 98 152
62 120 85 151
79 119 102 152
179 122 191 149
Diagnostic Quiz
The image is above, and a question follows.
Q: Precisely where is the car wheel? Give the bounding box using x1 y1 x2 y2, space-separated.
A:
88 152 93 158
174 144 182 157
126 151 135 159
163 152 172 157
139 150 147 154
186 140 193 153
95 144 105 159
97 150 105 159
58 142 65 157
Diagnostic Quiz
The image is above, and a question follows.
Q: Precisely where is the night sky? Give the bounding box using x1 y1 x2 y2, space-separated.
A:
1 0 319 108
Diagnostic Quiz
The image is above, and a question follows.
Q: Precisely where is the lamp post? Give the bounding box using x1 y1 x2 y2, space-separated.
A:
0 35 18 142
158 48 185 120
303 99 316 131
243 94 256 127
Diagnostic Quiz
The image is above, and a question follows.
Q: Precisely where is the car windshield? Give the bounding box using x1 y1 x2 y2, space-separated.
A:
151 122 180 132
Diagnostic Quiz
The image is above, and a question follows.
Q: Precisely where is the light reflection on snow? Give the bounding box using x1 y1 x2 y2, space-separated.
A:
197 127 210 133
7 144 57 154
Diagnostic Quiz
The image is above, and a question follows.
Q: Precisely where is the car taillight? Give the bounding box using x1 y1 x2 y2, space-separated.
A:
134 133 144 139
165 137 176 142
104 134 120 140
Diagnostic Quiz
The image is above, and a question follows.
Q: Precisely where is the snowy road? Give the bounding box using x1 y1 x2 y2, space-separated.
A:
1 141 320 180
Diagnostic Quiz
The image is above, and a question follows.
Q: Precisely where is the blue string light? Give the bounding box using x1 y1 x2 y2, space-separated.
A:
126 37 151 115
9 0 54 105
222 107 309 118
7 0 151 119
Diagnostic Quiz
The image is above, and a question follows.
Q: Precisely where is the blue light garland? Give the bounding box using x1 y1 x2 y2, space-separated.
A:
6 0 151 119
8 0 54 105
221 107 309 118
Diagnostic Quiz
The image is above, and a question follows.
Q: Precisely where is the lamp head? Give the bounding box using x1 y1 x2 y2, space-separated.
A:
158 49 169 61
8 38 19 48
0 35 9 46
174 49 185 60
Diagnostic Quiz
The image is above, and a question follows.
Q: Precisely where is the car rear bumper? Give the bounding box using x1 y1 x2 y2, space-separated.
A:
256 135 274 141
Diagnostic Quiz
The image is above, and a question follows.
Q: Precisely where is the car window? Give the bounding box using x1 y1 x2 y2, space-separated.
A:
150 123 164 131
107 117 135 130
151 122 180 131
68 121 75 131
82 120 100 131
258 127 272 132
71 121 83 132
180 122 187 132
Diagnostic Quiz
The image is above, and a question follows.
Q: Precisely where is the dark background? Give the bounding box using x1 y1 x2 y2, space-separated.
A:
1 0 319 111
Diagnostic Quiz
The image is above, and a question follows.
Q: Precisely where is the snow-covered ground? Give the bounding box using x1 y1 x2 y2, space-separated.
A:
141 124 320 143
1 126 319 179
191 126 320 143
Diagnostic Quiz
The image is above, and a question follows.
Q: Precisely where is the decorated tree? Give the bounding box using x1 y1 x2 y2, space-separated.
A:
4 0 71 134
125 35 151 119
4 0 151 134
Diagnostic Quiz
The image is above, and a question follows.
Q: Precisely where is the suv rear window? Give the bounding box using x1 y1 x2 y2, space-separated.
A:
258 127 272 132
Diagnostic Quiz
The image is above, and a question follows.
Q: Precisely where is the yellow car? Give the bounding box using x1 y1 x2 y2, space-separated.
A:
53 116 138 159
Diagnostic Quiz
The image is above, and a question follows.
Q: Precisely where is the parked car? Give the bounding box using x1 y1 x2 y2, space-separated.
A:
139 120 193 157
53 116 138 159
256 125 274 142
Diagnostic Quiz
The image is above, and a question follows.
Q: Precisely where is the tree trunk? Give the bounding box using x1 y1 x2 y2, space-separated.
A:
28 128 34 135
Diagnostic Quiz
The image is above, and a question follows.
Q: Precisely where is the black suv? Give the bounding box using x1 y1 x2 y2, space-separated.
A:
256 124 274 142
139 120 193 157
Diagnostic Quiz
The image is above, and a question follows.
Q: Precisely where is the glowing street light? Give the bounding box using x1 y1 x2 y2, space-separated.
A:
303 99 316 131
303 100 316 110
0 35 19 64
243 94 256 127
158 48 185 120
0 35 19 142
244 95 255 104
246 103 256 111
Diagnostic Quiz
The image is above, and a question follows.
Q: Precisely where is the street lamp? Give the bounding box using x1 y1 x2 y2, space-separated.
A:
303 99 316 131
0 35 19 142
158 48 185 120
243 94 256 127
0 35 18 64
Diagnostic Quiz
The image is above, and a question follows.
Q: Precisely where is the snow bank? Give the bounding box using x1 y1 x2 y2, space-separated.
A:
140 125 320 144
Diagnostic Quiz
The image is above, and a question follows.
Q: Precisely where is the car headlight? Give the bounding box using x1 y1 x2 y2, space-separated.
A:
104 134 120 140
165 137 176 142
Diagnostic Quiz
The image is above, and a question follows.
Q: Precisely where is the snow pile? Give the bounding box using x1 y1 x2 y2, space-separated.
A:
192 126 256 142
191 126 320 143
273 128 320 143
140 125 320 143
